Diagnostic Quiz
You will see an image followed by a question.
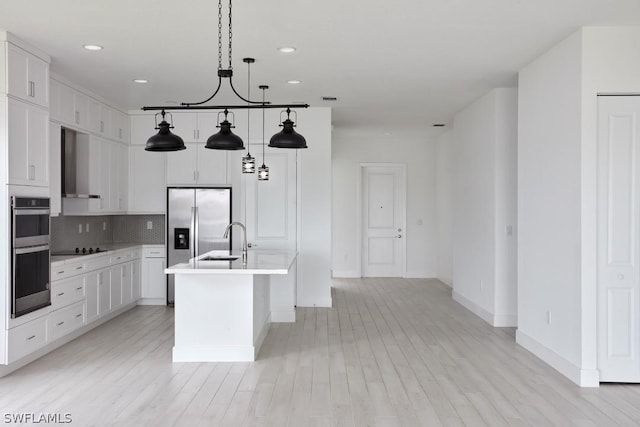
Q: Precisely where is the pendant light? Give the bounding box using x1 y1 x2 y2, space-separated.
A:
205 109 244 150
145 110 186 152
258 85 269 181
241 58 256 173
269 108 308 149
141 0 309 152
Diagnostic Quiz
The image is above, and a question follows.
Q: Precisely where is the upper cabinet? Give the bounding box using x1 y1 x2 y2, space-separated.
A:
6 42 49 108
6 97 49 187
50 77 128 144
170 112 217 143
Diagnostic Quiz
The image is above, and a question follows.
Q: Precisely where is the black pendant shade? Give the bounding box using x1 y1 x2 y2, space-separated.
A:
269 117 307 149
205 119 245 150
145 111 186 152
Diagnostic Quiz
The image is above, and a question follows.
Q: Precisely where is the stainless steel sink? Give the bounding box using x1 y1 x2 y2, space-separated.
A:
201 255 239 261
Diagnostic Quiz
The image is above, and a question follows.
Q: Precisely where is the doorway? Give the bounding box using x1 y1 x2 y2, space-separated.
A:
360 163 406 277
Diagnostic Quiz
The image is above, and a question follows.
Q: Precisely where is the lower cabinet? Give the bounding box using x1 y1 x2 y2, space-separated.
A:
4 246 146 366
140 247 166 305
7 316 47 364
48 301 85 342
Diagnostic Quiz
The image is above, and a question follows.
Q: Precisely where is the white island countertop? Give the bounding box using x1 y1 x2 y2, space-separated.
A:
165 250 297 275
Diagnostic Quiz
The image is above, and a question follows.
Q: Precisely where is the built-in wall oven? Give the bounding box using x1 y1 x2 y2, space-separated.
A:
11 196 51 318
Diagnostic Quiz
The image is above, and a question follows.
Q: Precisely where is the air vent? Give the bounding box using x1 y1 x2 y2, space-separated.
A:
322 97 338 101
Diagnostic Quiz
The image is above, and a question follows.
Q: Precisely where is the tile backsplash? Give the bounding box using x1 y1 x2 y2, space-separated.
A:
51 215 165 252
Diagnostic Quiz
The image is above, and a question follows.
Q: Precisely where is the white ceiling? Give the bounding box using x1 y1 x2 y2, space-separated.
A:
1 0 640 139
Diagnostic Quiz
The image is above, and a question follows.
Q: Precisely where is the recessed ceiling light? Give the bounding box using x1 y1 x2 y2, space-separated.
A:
83 44 103 51
287 80 301 85
133 79 149 84
383 132 392 136
278 47 296 53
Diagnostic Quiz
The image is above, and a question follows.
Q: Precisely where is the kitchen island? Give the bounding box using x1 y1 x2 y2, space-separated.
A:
165 250 297 362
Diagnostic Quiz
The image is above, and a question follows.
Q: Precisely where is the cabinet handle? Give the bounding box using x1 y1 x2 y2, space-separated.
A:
26 335 36 341
76 266 83 270
119 128 123 139
57 321 65 326
197 129 200 140
76 286 83 291
29 165 35 180
100 120 104 133
57 292 65 297
75 111 80 124
75 313 82 318
29 81 35 97
57 270 65 274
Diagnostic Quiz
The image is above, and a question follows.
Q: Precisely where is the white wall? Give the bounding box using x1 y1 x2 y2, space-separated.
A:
331 134 437 278
518 27 640 387
297 108 333 307
517 31 584 382
451 88 518 327
436 131 453 286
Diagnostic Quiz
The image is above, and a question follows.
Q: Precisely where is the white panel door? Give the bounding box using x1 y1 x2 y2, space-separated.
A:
362 164 406 277
597 96 640 382
244 146 297 251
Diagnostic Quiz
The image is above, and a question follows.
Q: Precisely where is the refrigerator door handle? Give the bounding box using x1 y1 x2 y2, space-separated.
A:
194 206 200 258
190 206 196 260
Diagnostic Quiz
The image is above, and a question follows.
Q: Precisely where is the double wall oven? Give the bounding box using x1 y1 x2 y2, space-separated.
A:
11 196 51 318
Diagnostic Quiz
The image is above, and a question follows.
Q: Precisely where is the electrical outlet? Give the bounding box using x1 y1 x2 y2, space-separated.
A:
86 223 90 233
78 224 82 234
147 221 153 230
103 222 107 231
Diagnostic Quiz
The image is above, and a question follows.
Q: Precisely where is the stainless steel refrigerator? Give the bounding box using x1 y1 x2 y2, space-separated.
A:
166 187 232 304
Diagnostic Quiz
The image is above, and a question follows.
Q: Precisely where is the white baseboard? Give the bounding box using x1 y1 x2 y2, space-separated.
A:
173 344 257 362
332 270 360 278
437 277 453 287
452 291 517 327
516 329 600 387
0 302 137 378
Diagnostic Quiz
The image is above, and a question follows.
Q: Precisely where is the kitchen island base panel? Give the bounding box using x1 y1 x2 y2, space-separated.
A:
173 273 271 362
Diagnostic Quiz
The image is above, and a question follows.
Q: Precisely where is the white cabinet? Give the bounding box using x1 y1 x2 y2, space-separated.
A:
6 42 49 108
171 112 218 143
57 83 89 131
132 258 142 301
129 145 166 213
111 109 128 142
7 97 49 187
130 114 157 145
85 271 99 323
48 301 85 342
98 269 111 316
89 98 111 137
7 316 47 364
140 247 166 305
166 143 227 185
110 264 123 310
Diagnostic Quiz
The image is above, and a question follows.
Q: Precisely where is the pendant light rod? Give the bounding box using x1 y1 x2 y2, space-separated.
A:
142 103 309 111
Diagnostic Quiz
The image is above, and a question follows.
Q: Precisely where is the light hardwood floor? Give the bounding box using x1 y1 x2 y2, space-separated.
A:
1 278 639 426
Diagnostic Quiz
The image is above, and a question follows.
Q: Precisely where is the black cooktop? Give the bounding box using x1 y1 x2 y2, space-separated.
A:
52 247 109 256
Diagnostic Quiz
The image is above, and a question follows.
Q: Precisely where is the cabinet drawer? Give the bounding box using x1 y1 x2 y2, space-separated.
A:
51 261 86 281
48 301 85 342
51 276 85 309
110 253 127 264
143 247 165 258
7 316 47 363
84 255 111 272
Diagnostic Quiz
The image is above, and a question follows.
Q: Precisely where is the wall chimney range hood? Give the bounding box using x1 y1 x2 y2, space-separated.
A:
61 127 100 199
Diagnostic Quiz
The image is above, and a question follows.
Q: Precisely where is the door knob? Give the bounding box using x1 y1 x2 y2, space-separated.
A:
396 234 402 238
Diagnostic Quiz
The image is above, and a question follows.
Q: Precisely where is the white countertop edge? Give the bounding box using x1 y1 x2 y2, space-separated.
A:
165 250 298 275
51 243 164 266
